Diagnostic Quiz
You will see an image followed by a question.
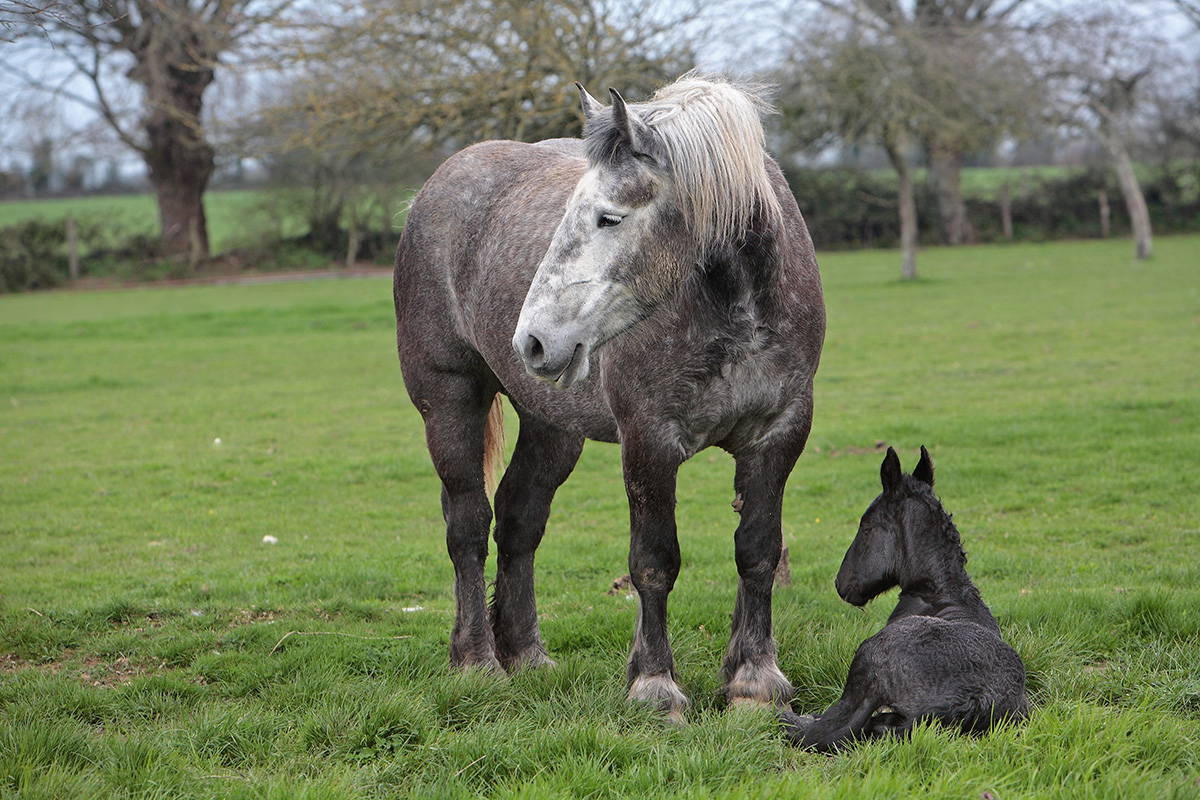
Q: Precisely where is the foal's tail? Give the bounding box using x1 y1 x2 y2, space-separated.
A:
483 394 506 497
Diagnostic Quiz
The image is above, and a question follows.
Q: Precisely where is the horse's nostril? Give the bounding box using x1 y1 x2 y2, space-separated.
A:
526 335 545 366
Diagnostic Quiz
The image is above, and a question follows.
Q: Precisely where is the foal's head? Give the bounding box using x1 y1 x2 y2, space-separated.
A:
835 446 966 606
513 76 780 389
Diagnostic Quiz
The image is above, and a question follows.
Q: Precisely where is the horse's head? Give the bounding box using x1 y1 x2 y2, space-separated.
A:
513 77 779 389
835 446 941 606
512 84 692 389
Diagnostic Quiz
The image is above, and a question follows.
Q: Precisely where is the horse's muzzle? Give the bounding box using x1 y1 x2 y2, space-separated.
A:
512 325 590 389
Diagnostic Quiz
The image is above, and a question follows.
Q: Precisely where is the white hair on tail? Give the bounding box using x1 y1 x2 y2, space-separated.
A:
636 75 782 249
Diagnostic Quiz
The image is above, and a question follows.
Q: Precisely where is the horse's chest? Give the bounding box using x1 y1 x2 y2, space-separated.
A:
673 346 801 456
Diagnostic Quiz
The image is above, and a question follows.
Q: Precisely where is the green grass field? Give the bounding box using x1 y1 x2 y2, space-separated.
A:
2 235 1199 798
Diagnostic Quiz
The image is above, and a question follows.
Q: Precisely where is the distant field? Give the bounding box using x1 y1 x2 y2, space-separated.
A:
0 188 414 256
1 235 1198 798
0 163 1110 254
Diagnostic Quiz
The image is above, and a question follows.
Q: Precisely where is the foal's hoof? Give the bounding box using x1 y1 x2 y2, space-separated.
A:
778 710 818 745
628 673 689 726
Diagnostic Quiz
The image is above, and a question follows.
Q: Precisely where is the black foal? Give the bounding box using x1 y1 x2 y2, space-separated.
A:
783 447 1029 751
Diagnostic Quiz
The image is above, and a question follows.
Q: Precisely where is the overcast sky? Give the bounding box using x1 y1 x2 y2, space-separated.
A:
0 0 1195 183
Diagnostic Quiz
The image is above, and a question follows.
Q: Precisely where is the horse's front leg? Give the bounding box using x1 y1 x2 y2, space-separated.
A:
622 445 687 722
722 448 799 709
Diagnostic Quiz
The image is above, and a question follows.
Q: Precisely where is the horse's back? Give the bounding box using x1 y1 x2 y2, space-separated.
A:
397 139 585 282
395 139 586 373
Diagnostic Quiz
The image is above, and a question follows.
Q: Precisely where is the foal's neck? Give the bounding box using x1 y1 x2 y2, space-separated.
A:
890 537 999 632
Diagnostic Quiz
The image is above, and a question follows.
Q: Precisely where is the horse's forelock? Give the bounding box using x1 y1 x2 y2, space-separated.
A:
583 76 783 250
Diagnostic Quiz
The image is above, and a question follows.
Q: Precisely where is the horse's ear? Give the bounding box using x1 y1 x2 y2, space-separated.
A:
881 447 903 495
913 445 934 488
608 87 660 161
576 82 605 121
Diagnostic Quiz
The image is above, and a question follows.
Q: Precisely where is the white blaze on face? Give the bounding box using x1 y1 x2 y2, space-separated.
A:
512 166 662 389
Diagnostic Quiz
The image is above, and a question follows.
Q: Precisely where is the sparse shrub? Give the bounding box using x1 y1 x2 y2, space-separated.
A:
0 220 70 292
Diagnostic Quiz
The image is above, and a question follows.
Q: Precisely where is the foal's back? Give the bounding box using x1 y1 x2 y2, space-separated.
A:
847 614 1029 737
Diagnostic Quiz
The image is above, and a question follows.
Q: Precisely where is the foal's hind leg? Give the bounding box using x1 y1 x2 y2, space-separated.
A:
786 696 881 752
722 449 799 709
419 379 502 674
490 408 584 671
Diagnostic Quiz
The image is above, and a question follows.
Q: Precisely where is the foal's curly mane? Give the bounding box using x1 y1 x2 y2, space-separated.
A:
905 475 970 569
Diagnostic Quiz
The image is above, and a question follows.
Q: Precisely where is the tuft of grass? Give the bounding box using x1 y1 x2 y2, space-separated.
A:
1 235 1198 797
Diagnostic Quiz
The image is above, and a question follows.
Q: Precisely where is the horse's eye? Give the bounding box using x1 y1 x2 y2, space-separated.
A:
598 213 623 228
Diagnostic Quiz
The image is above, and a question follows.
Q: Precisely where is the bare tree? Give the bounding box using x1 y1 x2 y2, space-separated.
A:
257 0 704 157
0 1 92 41
805 0 1041 245
1173 0 1200 26
5 1 294 261
1036 4 1169 260
777 23 924 278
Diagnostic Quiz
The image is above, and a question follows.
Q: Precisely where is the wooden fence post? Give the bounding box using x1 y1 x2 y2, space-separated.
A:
1000 183 1013 241
67 217 79 280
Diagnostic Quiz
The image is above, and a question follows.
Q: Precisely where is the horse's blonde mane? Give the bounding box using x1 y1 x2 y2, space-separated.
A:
634 75 783 248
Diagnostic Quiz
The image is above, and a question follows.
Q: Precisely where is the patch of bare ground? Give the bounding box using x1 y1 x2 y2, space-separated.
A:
1 650 169 688
228 607 282 627
818 440 890 457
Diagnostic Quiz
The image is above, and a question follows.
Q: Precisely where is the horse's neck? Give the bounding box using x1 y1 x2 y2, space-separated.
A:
696 225 783 317
890 575 1000 632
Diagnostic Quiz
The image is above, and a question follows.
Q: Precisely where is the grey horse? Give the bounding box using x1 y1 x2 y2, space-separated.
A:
394 75 825 720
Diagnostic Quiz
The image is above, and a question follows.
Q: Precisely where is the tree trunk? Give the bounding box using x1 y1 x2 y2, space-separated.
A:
775 538 792 587
129 22 217 262
927 141 970 245
345 225 360 269
1098 189 1111 238
898 170 918 280
1101 131 1153 259
886 140 919 280
67 217 79 280
151 167 211 262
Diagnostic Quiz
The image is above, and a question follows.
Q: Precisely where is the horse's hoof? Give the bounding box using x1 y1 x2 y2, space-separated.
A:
502 648 557 673
628 673 689 723
724 659 794 709
454 655 506 678
728 697 776 712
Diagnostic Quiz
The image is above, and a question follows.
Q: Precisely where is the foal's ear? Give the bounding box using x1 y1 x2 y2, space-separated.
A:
881 447 903 495
608 87 660 162
913 445 934 488
576 83 605 121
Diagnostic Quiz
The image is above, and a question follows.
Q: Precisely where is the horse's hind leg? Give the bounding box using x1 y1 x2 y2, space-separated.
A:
490 407 584 671
723 448 800 709
419 377 502 674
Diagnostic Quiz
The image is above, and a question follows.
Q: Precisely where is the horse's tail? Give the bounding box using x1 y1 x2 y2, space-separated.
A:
483 393 506 496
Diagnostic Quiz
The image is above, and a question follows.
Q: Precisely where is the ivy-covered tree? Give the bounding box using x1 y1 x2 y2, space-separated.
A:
8 1 294 261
